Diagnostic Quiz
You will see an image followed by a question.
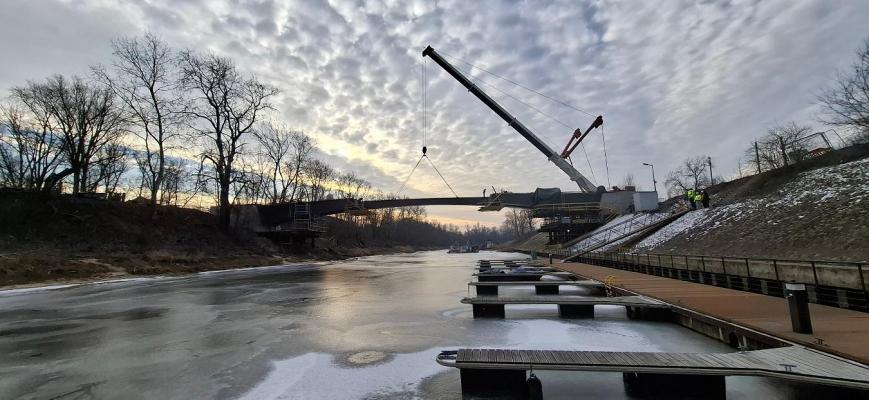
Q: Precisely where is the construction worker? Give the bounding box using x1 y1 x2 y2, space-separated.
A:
687 188 696 210
701 189 711 208
694 191 704 209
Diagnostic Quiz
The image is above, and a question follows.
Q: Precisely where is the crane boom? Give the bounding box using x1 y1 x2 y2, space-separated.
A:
422 45 598 192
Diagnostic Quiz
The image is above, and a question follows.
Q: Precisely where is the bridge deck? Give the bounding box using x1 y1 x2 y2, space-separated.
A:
437 347 869 389
460 294 665 307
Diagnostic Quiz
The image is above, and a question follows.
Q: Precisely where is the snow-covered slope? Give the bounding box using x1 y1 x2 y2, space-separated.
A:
632 157 869 261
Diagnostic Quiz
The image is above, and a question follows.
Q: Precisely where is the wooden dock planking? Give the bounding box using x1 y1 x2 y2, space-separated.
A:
556 261 869 364
445 346 869 389
468 280 601 286
472 271 575 278
460 294 666 307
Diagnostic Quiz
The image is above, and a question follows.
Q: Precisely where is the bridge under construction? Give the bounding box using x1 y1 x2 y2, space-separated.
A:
234 187 657 246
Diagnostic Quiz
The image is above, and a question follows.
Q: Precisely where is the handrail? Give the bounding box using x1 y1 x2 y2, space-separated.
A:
561 250 869 313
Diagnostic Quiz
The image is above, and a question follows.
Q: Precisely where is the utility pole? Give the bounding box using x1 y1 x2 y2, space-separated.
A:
642 163 657 192
754 141 762 174
707 157 714 185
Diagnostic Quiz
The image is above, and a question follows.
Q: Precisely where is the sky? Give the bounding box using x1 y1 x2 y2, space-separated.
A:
1 0 868 227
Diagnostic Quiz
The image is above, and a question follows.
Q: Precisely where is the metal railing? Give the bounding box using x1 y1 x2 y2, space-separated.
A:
560 212 678 255
564 251 868 312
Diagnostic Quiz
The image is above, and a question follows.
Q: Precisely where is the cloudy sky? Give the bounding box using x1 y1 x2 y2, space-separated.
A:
1 0 868 226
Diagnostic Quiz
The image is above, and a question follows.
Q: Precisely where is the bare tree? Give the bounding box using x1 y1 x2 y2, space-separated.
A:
818 38 869 143
12 75 128 193
87 141 129 194
180 51 278 230
287 131 314 201
0 103 63 189
621 173 636 189
665 155 710 196
94 33 184 208
743 122 812 171
336 171 371 199
302 158 334 201
253 121 307 203
502 209 536 238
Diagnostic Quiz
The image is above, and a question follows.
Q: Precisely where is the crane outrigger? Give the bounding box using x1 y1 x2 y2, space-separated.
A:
422 45 604 192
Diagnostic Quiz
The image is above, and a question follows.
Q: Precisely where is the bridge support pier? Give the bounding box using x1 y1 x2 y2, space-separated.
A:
476 285 498 295
536 284 559 295
623 372 725 399
558 304 594 318
460 368 527 397
472 304 505 318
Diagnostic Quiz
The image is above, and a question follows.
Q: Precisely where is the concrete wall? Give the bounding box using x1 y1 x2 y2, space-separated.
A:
633 191 659 211
601 191 636 213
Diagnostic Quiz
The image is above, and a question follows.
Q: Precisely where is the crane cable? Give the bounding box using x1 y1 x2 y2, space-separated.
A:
439 51 596 117
441 51 611 187
601 124 611 188
396 58 459 198
459 63 599 184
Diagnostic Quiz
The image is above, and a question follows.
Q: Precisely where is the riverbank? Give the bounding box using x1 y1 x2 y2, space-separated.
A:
0 191 458 288
0 244 441 290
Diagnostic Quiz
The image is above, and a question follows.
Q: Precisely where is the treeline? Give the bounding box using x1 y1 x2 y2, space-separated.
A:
328 213 512 247
665 38 869 197
0 33 512 245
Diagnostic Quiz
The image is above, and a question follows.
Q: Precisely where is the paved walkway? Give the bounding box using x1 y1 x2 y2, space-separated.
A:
556 262 869 365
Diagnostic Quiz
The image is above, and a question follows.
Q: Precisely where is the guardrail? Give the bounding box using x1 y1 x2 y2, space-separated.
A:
557 251 868 313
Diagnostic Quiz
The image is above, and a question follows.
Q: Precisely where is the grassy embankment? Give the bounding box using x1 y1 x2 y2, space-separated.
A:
0 194 439 288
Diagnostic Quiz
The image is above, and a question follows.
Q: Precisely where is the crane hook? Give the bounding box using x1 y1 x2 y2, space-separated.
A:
422 146 427 155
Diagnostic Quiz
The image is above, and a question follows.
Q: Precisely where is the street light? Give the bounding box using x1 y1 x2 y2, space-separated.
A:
642 163 657 192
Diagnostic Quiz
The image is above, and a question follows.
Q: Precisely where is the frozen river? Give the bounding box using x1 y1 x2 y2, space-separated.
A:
0 250 835 399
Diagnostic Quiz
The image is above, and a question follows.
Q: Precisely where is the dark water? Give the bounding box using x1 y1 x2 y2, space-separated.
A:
0 250 850 399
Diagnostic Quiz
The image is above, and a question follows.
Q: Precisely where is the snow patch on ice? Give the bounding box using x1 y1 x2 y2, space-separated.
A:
238 349 444 400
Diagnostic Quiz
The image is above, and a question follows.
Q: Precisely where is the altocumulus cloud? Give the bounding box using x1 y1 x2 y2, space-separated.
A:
1 0 868 226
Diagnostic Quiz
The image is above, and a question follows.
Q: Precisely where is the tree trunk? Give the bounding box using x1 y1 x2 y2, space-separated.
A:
219 181 232 231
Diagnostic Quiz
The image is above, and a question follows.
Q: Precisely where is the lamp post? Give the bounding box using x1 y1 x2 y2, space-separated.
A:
642 163 657 192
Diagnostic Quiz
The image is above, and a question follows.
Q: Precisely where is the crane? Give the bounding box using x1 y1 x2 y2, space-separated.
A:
422 45 603 192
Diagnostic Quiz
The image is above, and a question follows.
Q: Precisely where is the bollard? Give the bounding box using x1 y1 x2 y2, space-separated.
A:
527 372 543 400
786 283 813 334
549 254 553 264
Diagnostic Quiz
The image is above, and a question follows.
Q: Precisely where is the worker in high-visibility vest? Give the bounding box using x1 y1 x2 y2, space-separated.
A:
694 192 704 209
687 188 696 210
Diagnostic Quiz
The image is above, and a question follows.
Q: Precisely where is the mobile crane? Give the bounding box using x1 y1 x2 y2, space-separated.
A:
422 45 604 192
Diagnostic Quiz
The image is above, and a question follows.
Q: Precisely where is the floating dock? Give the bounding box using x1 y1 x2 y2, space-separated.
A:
468 279 603 295
437 346 869 397
439 258 869 397
461 294 666 318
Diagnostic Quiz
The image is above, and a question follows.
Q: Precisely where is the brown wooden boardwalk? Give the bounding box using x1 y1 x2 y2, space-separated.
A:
557 261 869 365
440 346 869 389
